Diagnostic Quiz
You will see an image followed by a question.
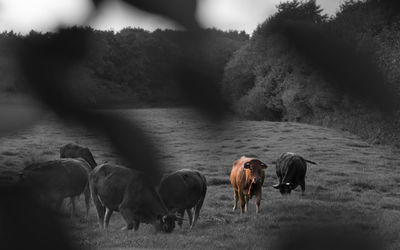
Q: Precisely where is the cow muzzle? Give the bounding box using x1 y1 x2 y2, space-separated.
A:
160 215 176 233
252 177 262 185
272 183 292 195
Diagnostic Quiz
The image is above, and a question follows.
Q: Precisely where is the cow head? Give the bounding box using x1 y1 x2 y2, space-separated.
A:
156 214 184 233
273 182 292 195
81 148 97 169
243 159 267 185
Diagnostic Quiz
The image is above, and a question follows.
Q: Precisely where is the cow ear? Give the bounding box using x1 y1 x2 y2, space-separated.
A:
243 162 250 169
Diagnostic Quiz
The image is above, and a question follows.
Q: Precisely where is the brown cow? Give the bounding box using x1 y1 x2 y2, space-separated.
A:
230 156 267 214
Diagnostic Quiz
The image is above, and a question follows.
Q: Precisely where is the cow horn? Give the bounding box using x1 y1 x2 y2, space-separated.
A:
285 183 291 186
174 215 186 221
272 184 280 189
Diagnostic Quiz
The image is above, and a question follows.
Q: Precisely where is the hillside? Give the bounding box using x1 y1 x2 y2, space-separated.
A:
221 0 400 146
1 108 400 249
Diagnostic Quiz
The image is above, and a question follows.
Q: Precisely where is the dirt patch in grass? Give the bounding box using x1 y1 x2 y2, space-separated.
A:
381 203 400 211
218 194 231 201
328 172 349 177
351 181 376 191
348 160 364 164
346 143 371 148
41 150 55 155
312 190 355 203
1 151 19 156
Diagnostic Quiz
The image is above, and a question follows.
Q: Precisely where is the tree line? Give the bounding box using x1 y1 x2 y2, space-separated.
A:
0 27 248 107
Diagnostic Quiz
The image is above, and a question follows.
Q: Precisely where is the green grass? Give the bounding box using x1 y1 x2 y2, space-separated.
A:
1 108 400 249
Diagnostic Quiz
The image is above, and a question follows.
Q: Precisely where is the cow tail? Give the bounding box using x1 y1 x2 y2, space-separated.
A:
88 174 97 202
201 174 207 200
86 150 97 169
305 159 317 165
196 173 207 210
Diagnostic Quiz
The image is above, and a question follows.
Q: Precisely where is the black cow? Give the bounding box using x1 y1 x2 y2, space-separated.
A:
19 159 91 218
89 164 181 233
273 152 317 195
158 169 207 229
60 143 97 169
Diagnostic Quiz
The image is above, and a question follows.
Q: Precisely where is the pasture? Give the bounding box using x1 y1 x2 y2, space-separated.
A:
1 108 400 249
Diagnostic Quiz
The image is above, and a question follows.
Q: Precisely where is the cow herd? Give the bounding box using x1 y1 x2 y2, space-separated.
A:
18 143 316 234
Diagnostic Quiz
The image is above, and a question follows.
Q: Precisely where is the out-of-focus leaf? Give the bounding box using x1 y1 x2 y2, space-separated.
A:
92 0 199 31
0 104 43 136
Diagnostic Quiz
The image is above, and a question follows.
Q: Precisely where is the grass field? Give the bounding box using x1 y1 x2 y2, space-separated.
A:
1 108 400 249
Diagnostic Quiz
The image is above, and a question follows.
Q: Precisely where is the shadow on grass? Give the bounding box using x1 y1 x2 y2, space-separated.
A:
208 178 230 186
274 224 382 250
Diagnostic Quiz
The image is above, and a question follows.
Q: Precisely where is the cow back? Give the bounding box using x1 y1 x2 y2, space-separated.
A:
159 169 207 211
230 156 253 192
276 153 307 184
89 164 133 210
21 159 89 202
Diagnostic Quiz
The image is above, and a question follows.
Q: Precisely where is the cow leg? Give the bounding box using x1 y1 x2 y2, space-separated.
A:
120 208 135 231
233 190 239 211
186 209 193 226
239 192 246 214
70 196 76 218
300 180 306 195
177 209 185 228
104 208 113 228
255 190 261 214
277 171 282 184
191 196 205 229
83 186 91 220
244 195 249 212
133 220 140 231
121 223 134 231
92 194 105 229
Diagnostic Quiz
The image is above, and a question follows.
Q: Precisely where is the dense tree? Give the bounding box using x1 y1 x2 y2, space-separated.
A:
221 0 400 144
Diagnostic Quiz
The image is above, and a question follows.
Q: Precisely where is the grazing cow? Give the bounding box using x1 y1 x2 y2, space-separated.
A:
89 164 182 233
19 159 91 218
230 156 267 214
158 169 207 229
60 143 97 169
273 152 317 195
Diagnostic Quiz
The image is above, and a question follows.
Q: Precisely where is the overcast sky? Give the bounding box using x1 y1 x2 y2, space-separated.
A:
0 0 345 34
